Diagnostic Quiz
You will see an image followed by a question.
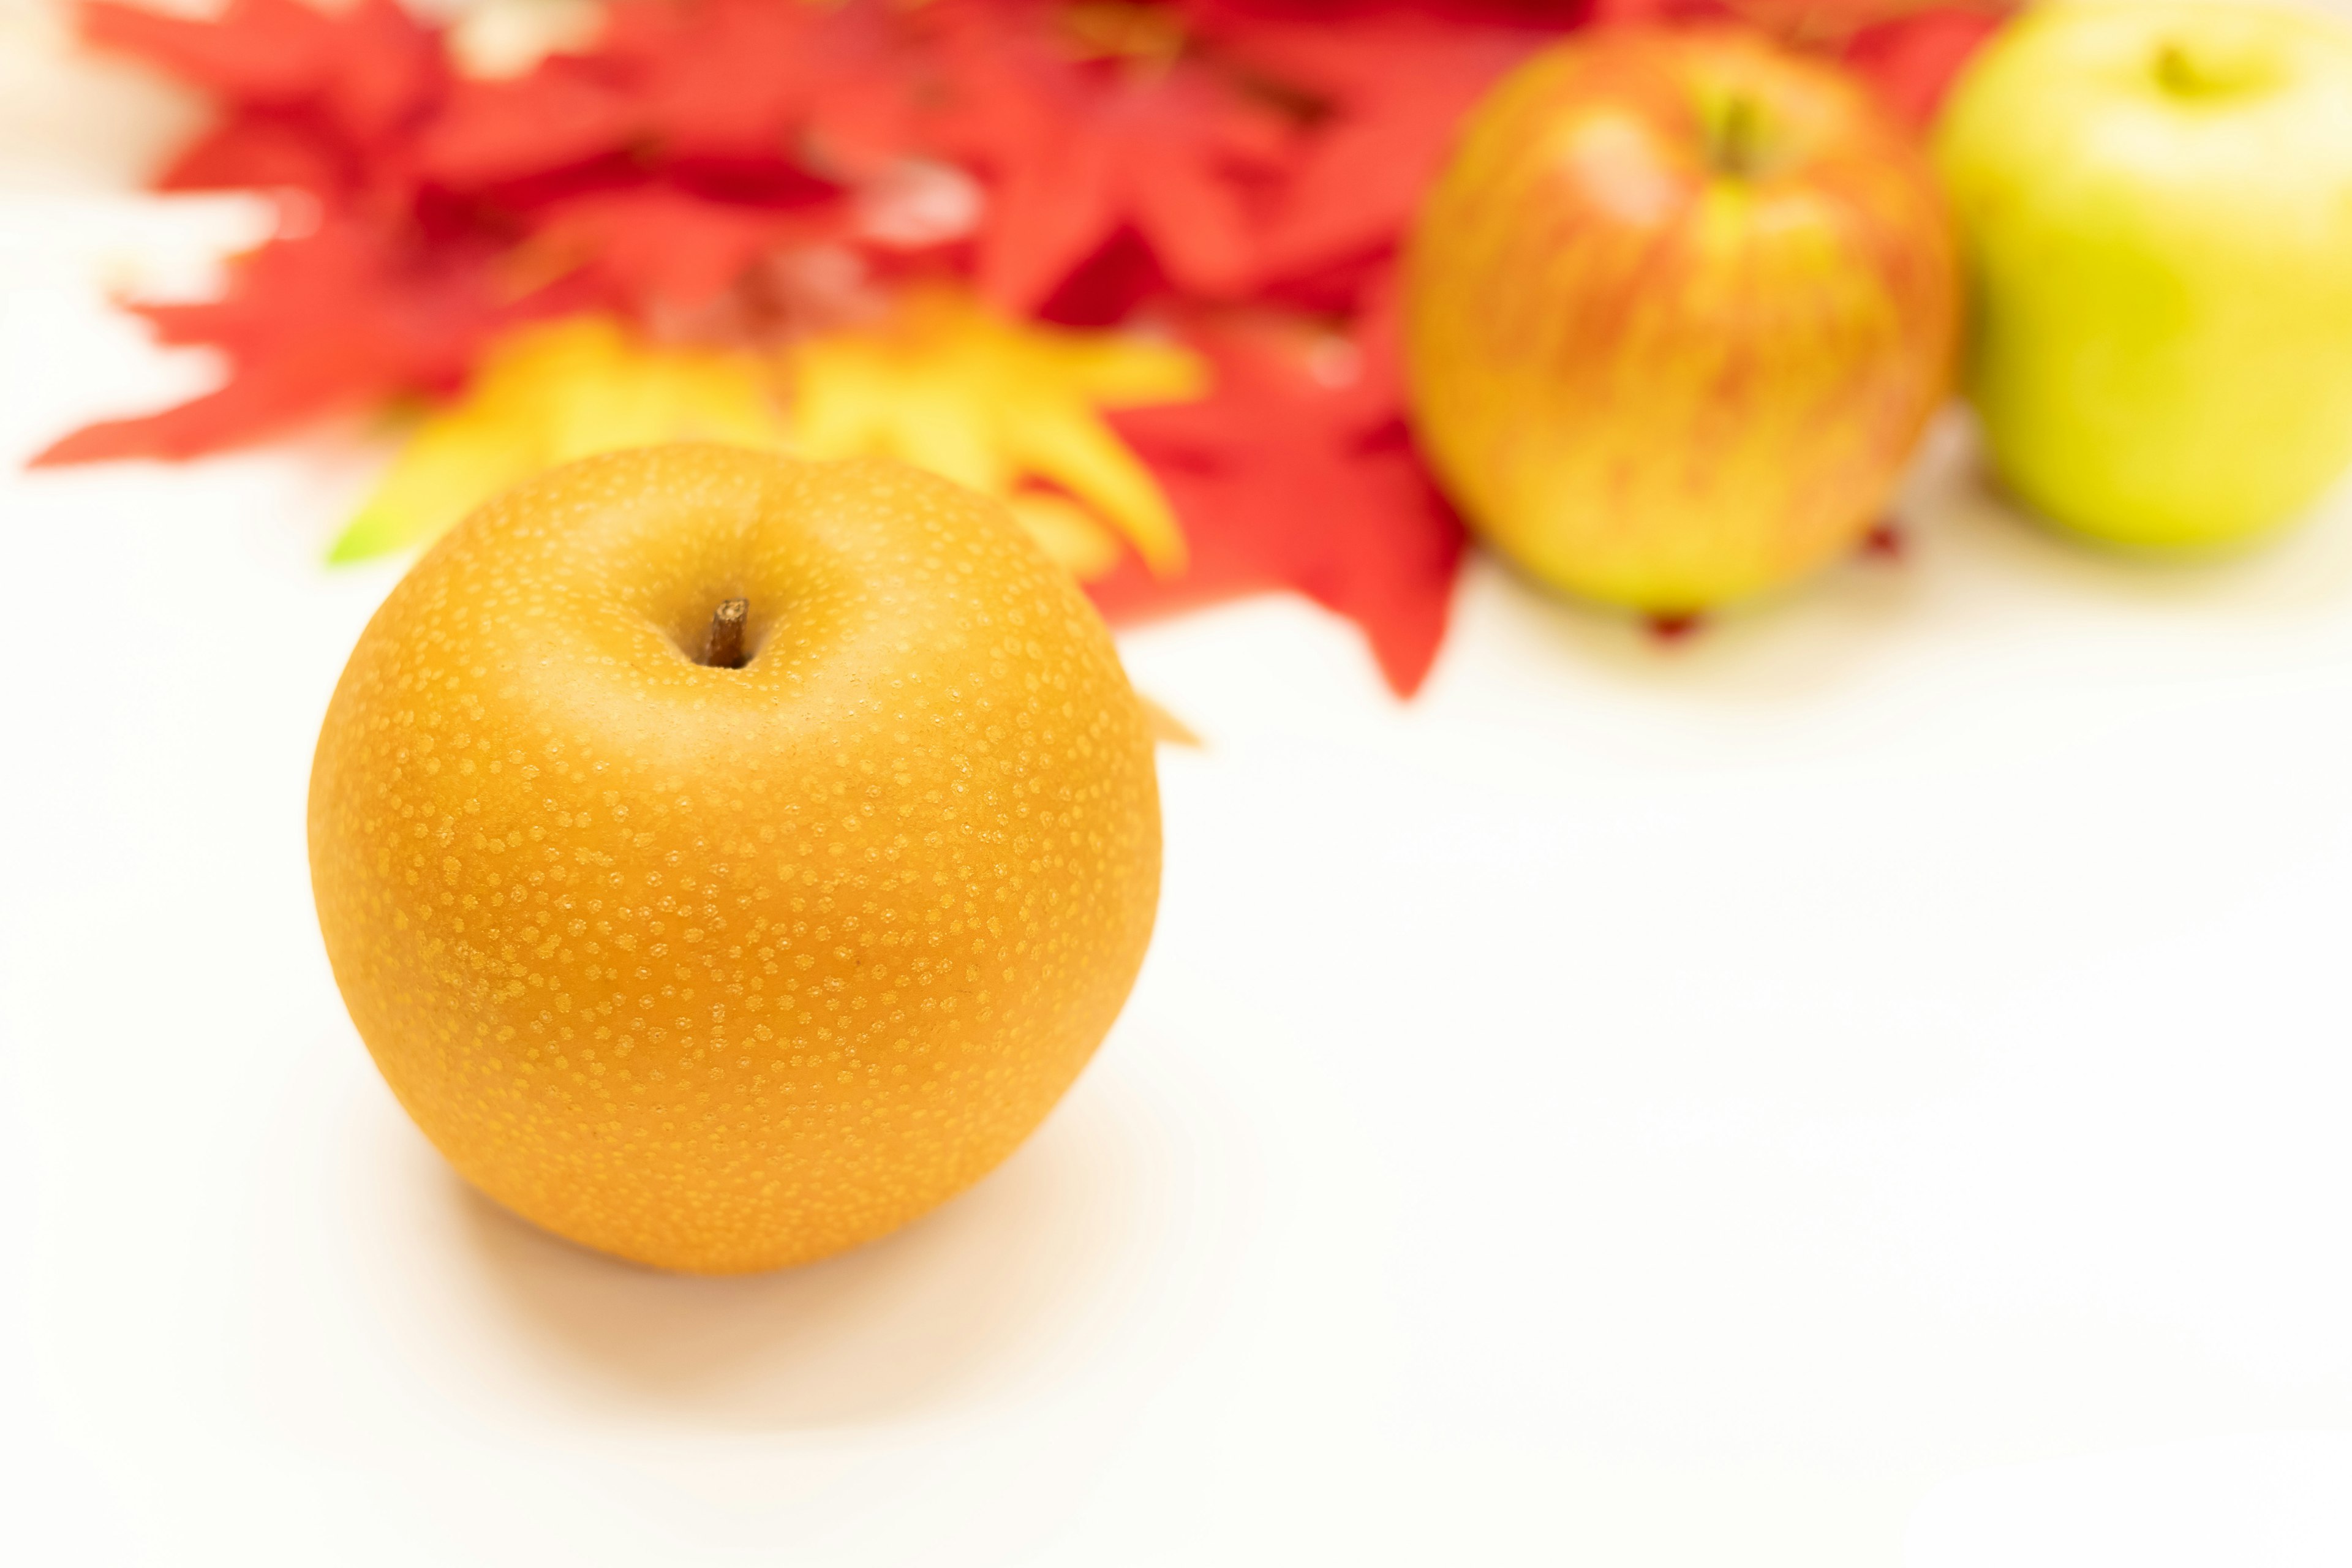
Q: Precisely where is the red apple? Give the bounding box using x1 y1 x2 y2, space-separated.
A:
1404 26 1959 616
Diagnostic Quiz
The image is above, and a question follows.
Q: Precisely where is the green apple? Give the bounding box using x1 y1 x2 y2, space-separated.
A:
1936 0 2352 550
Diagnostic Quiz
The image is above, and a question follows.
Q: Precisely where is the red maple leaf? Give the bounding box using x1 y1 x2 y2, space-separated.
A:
156 108 361 203
598 0 927 173
83 0 445 211
413 59 646 190
415 0 930 190
48 0 890 460
79 0 443 143
1588 0 2015 113
1840 6 2009 128
1196 9 1562 284
31 216 533 466
526 183 846 311
1097 299 1465 696
925 0 1297 314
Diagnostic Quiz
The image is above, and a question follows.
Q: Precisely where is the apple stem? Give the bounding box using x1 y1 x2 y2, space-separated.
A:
703 598 749 669
2155 43 2210 96
1709 95 1765 180
2152 40 2269 99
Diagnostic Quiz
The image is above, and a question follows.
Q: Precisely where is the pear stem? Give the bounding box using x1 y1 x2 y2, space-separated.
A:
703 598 749 669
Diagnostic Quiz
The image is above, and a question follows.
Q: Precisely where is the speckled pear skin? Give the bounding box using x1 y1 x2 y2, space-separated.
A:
308 446 1161 1274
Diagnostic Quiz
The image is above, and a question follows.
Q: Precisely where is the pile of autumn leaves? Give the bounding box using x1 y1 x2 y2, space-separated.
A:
40 0 2000 693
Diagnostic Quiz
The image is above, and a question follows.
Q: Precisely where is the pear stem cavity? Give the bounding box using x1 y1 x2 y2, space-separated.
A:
703 598 749 669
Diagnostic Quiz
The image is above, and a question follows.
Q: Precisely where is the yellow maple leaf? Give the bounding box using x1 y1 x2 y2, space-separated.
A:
786 287 1205 578
329 316 788 563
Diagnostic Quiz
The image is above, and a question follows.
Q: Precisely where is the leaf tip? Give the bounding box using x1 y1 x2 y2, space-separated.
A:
1138 692 1202 749
326 511 408 565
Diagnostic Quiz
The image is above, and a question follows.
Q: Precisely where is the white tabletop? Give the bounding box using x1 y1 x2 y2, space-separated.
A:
6 37 2352 1567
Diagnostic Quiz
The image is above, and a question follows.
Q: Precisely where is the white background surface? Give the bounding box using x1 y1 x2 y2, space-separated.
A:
7 16 2352 1566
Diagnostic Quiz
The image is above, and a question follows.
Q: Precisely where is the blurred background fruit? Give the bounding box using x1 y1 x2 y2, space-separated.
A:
1937 0 2352 551
1404 25 1958 619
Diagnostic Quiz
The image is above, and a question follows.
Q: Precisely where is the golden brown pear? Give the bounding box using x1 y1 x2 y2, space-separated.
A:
309 446 1161 1273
